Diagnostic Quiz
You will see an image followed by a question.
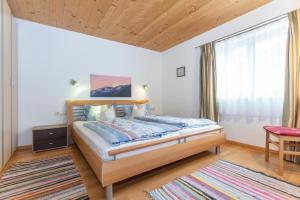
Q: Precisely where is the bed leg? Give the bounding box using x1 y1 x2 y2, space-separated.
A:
105 185 113 200
215 146 221 154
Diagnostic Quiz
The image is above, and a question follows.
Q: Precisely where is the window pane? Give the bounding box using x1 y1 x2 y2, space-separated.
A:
215 17 288 119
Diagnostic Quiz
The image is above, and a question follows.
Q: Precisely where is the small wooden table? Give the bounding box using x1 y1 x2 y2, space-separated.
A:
264 126 300 175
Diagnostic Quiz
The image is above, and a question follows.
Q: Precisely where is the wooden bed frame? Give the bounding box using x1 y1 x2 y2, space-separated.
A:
67 99 226 199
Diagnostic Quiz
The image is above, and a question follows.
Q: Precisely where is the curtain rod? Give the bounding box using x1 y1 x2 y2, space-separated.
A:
199 14 288 46
216 14 288 43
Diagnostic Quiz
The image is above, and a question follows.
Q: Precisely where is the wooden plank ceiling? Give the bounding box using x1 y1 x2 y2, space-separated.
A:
8 0 271 51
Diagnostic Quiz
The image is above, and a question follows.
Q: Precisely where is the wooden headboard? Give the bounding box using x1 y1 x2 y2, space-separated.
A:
66 99 148 128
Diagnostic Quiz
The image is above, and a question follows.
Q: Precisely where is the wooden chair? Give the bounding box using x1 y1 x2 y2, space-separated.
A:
264 126 300 175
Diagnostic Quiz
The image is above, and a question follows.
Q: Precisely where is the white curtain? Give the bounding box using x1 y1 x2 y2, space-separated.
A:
216 18 289 122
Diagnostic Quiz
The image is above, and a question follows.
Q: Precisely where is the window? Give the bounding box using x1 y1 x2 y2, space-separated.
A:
215 17 289 120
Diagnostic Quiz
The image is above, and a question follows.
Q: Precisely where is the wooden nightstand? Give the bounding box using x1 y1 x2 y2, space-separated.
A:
32 124 68 152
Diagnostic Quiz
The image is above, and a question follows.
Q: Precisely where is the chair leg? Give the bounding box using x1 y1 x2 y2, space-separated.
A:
105 185 113 200
215 145 221 154
265 131 270 162
279 138 284 175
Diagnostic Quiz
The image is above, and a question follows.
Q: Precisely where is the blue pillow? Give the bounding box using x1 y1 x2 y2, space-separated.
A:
83 105 102 121
145 103 151 115
114 104 133 118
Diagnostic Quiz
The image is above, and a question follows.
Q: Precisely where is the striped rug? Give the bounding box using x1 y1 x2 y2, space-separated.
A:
0 155 89 200
149 160 300 200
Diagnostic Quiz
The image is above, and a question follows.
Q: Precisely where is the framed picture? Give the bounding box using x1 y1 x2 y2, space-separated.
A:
176 66 185 77
90 74 131 97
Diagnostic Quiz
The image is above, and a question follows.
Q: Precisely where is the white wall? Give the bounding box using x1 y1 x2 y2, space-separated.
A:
161 0 300 147
17 0 300 147
17 20 162 146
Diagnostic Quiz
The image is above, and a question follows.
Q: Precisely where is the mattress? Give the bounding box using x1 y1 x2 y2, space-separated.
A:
73 121 222 161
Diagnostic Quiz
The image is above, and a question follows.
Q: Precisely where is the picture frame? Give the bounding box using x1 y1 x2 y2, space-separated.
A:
90 74 131 97
176 66 185 77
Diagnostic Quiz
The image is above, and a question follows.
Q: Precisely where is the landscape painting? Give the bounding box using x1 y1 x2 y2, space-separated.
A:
90 74 131 97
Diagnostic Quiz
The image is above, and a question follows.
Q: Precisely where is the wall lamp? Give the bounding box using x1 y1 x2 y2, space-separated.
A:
70 79 79 87
143 84 148 90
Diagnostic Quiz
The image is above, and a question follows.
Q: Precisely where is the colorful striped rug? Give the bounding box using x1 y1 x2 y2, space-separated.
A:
0 155 89 200
149 160 300 200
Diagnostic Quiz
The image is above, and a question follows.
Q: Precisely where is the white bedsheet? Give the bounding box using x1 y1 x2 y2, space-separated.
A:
73 121 222 161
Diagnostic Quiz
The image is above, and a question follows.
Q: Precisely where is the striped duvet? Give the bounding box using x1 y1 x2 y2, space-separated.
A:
135 115 216 128
83 118 180 145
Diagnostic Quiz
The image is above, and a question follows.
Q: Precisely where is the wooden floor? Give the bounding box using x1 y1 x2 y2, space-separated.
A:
2 143 300 200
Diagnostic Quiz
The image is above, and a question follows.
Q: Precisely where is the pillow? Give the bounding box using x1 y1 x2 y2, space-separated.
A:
83 105 102 121
132 104 146 117
114 104 133 117
145 103 151 115
101 105 116 121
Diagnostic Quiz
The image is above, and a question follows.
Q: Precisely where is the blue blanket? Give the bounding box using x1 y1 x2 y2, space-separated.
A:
134 115 216 128
83 118 180 146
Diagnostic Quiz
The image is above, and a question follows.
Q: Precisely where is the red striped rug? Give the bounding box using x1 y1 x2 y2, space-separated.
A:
0 155 89 200
150 160 300 200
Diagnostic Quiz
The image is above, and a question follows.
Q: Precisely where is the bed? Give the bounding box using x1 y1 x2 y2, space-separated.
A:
66 100 226 199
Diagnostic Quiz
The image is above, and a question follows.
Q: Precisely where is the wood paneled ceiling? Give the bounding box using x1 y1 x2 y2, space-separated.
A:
8 0 271 51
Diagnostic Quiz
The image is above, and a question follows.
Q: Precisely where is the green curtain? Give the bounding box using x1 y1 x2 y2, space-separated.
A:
282 9 300 163
199 42 219 122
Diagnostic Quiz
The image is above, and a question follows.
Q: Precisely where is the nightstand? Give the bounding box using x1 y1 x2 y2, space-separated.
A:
32 124 68 152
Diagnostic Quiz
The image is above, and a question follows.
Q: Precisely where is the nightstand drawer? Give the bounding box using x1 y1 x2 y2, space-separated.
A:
33 128 67 140
33 137 67 152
